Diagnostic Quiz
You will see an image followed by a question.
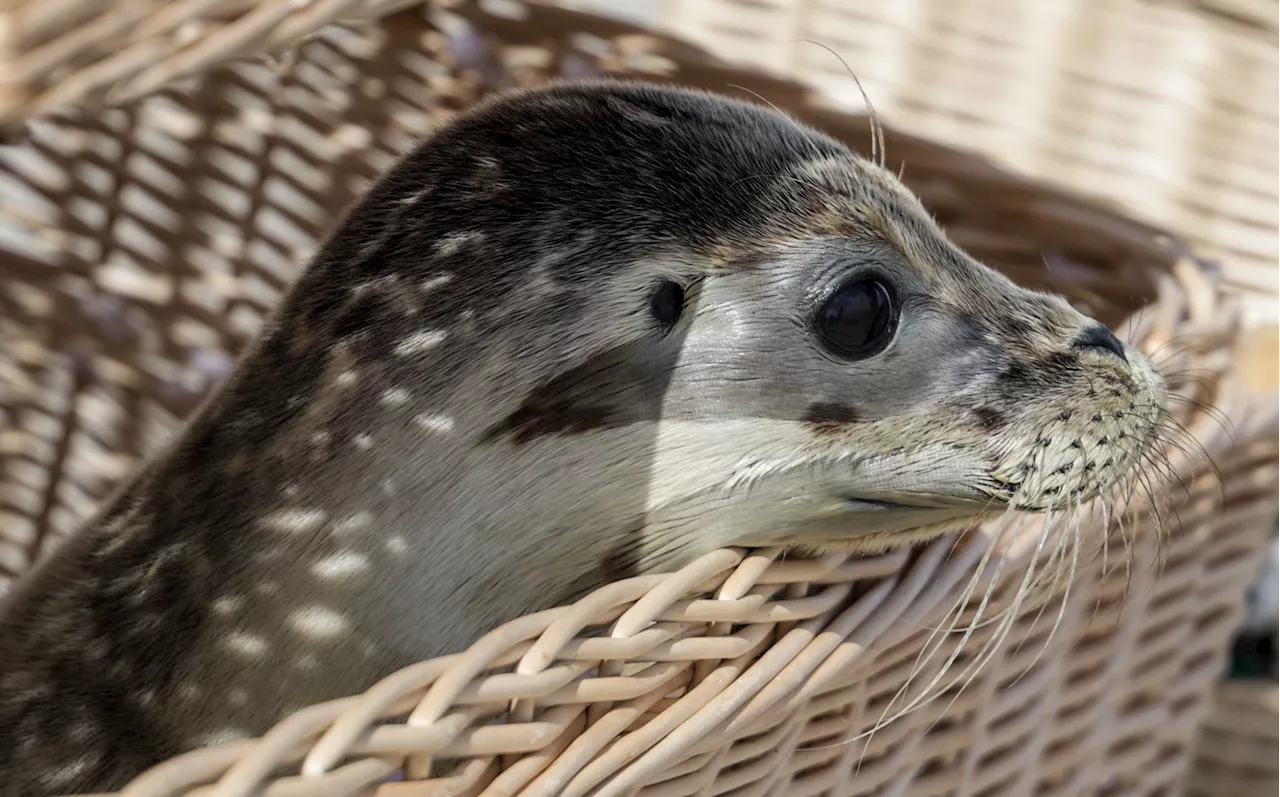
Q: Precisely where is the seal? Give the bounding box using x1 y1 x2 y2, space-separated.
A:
0 80 1167 795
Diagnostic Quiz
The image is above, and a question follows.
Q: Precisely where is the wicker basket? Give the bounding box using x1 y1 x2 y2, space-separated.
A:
1188 680 1279 797
0 2 1276 796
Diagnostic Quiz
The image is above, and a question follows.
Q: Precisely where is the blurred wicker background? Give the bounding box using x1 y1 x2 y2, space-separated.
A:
0 1 1274 795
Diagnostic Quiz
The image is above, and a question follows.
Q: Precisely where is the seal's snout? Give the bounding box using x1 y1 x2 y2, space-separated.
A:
1071 324 1128 363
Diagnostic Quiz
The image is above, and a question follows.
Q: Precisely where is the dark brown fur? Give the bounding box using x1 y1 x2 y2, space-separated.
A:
802 402 861 433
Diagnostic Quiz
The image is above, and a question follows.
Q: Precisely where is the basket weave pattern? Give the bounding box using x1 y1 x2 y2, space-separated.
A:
0 3 1275 796
1188 680 1279 797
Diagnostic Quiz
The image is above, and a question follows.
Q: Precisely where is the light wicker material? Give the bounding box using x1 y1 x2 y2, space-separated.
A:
0 2 1275 796
0 0 427 119
1235 325 1279 394
1188 680 1279 797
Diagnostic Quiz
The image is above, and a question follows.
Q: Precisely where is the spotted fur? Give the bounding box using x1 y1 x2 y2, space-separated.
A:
0 81 1166 795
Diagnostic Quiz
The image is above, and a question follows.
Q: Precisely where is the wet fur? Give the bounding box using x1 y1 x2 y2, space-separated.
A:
0 81 1166 795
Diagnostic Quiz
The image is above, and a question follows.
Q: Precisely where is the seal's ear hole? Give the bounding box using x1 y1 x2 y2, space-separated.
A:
813 278 899 360
648 280 685 331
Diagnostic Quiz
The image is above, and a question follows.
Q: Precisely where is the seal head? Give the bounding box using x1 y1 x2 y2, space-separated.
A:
0 81 1166 794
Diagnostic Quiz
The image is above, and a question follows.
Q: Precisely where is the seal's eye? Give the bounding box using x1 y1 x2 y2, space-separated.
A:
649 280 684 330
814 279 898 360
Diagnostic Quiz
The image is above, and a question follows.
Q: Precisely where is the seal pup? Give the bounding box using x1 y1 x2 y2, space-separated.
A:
0 80 1167 795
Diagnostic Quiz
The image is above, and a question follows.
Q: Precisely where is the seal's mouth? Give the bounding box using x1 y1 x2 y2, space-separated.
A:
840 492 1000 513
796 490 1012 546
732 489 1008 552
842 497 922 512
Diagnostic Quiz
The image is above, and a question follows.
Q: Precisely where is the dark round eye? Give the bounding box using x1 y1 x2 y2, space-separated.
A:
813 279 899 359
649 280 684 330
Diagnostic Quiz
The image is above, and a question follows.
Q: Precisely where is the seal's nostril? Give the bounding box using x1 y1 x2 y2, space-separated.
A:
1073 325 1128 363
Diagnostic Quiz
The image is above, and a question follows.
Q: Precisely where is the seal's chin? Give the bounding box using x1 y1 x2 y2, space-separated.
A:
840 493 997 513
833 496 985 533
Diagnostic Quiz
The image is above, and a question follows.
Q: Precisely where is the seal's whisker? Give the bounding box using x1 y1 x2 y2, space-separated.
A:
1092 497 1115 624
913 495 1087 741
1155 365 1222 378
847 521 1016 755
960 471 1072 634
1156 376 1203 399
1126 445 1172 527
1145 345 1198 368
1119 305 1154 347
1138 439 1188 508
921 533 1046 739
1144 335 1203 363
1074 496 1122 574
863 529 1001 749
1035 507 1083 668
1022 510 1076 622
1128 437 1186 514
986 515 1056 634
850 551 1008 760
1142 486 1171 580
1151 412 1229 491
795 39 887 169
1114 471 1145 624
1022 507 1076 628
886 494 1012 647
1150 414 1212 457
1048 498 1086 634
1161 395 1234 440
1009 535 1066 661
1158 373 1226 400
887 510 1054 729
1127 452 1173 579
1157 401 1233 465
